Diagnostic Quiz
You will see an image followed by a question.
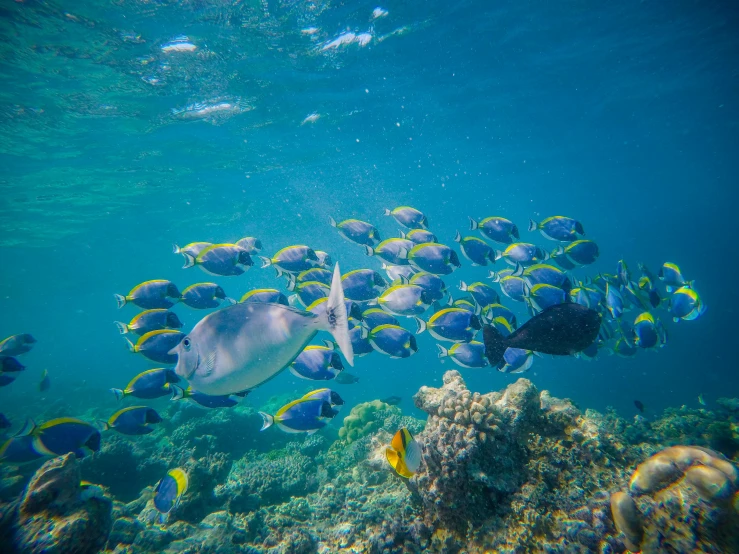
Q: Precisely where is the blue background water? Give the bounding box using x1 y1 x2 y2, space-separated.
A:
1 0 737 424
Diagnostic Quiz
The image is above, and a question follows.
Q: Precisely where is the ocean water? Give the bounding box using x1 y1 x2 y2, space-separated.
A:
0 0 737 543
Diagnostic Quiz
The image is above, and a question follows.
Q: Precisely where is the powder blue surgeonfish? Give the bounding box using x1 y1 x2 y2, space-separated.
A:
240 289 289 306
115 309 183 336
481 303 517 330
450 296 478 313
126 330 185 364
416 308 481 343
496 243 548 267
554 240 599 266
180 283 234 309
348 320 374 357
384 206 428 229
632 313 667 349
378 285 433 317
669 286 706 322
362 308 399 330
290 344 344 380
459 281 499 307
469 216 519 244
329 217 381 247
6 418 101 460
605 283 625 319
528 216 585 242
659 262 693 292
100 406 162 435
259 397 337 434
315 251 333 269
403 243 461 275
111 368 180 401
235 237 263 253
154 468 188 523
301 388 345 408
115 280 181 310
369 325 418 358
183 243 253 276
522 264 571 292
170 385 247 408
0 334 37 357
488 269 526 303
364 238 414 265
294 268 333 286
524 283 567 314
341 269 387 302
407 272 446 302
288 281 329 309
1 357 25 373
436 341 488 368
498 348 535 374
382 263 416 282
454 232 496 266
259 245 320 276
637 264 662 308
400 229 437 245
0 373 16 387
170 263 353 396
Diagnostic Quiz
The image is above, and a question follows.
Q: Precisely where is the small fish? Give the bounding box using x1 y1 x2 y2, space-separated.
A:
110 368 180 401
0 357 25 373
235 237 263 253
364 238 414 265
488 269 526 303
669 286 706 322
528 216 585 242
170 263 353 396
381 395 402 406
0 334 37 357
259 398 336 434
659 262 693 292
480 303 517 330
569 287 593 309
290 344 344 381
154 468 189 523
382 263 416 282
239 289 289 305
616 260 630 287
115 280 181 310
621 281 651 312
454 232 496 266
301 112 321 125
384 206 428 229
400 229 437 245
483 304 601 366
39 369 50 392
469 216 519 245
114 309 183 336
170 385 246 408
126 330 185 364
341 269 387 302
334 371 360 384
549 246 577 270
288 281 330 309
362 308 399 330
605 283 624 319
524 283 567 314
183 243 253 276
385 427 421 478
378 285 433 317
21 418 100 458
294 268 333 286
404 243 461 275
436 341 488 368
369 325 418 358
329 217 381 247
301 388 344 408
348 321 374 358
450 296 478 313
637 264 662 308
100 406 162 435
173 242 212 260
180 283 233 309
634 400 645 413
698 394 706 406
161 36 196 53
407 272 446 302
497 348 535 374
495 243 548 267
415 308 481 343
522 264 571 291
553 240 599 266
259 245 320 276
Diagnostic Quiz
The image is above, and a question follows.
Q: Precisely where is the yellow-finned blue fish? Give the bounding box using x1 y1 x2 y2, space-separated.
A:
385 427 422 478
239 288 289 305
329 217 381 246
341 269 387 302
259 245 320 276
235 236 263 253
180 283 234 309
632 312 667 349
459 281 499 307
553 240 599 266
287 280 330 309
403 243 461 275
469 216 519 244
369 325 418 358
170 385 247 408
489 269 526 303
400 229 437 245
0 334 36 357
154 468 189 523
495 243 548 267
524 283 567 314
669 286 706 322
384 206 428 229
301 388 345 408
100 406 162 435
408 272 446 302
125 329 185 364
110 368 180 401
290 344 344 381
294 268 333 286
183 243 253 276
415 308 481 343
259 397 337 434
114 309 183 336
12 418 101 459
528 216 585 242
436 341 488 368
454 232 496 266
364 238 414 265
498 348 535 374
115 280 181 310
39 369 50 391
378 285 433 317
315 251 333 268
659 262 693 292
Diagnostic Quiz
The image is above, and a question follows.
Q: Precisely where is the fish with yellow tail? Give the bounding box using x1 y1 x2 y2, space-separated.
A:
386 427 422 478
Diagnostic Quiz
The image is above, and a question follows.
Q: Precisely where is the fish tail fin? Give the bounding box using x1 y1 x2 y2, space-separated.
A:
512 263 524 277
182 253 196 269
399 230 406 239
363 245 375 256
383 208 391 216
97 420 110 432
468 217 478 230
259 412 274 431
397 248 409 260
494 250 502 261
323 263 354 367
258 256 272 268
170 384 185 401
488 270 499 282
329 216 337 227
114 294 127 309
482 324 509 366
543 249 551 261
110 388 125 401
413 317 427 334
528 219 538 232
436 344 449 358
454 230 461 243
114 321 129 334
124 338 136 353
172 244 181 254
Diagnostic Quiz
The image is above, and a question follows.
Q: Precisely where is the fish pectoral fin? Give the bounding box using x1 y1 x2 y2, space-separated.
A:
203 350 217 375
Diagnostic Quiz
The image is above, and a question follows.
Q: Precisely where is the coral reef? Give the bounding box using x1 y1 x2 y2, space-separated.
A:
338 399 401 443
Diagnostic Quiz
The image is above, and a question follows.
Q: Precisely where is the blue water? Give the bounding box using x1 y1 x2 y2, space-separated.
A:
1 0 737 425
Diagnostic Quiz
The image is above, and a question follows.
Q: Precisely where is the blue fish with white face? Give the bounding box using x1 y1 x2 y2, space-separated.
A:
259 245 320 276
451 296 478 313
528 216 585 242
459 281 499 307
498 348 534 374
362 308 399 330
569 287 593 309
369 325 418 358
408 272 446 302
170 385 247 408
549 247 577 270
115 280 181 310
659 262 693 292
342 269 387 302
114 309 183 336
436 341 488 368
154 468 188 522
496 243 548 267
126 330 185 364
183 244 253 276
290 344 344 380
236 237 263 253
555 240 599 266
110 368 180 401
364 238 414 265
524 283 567 313
100 406 162 435
329 217 381 246
240 289 289 306
384 206 428 229
454 232 496 266
404 243 461 275
0 334 36 357
378 285 433 317
469 216 519 244
401 229 437 245
489 269 526 303
522 264 571 291
416 308 480 343
259 397 337 434
605 283 624 319
180 283 233 309
669 286 706 322
620 281 651 311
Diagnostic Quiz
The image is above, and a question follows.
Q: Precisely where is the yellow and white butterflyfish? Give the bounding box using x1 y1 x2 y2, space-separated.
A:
385 427 421 478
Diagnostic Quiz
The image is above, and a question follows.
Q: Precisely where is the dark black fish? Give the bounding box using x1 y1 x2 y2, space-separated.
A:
334 372 359 384
483 303 601 366
0 413 10 430
381 395 402 406
0 356 25 372
634 400 645 413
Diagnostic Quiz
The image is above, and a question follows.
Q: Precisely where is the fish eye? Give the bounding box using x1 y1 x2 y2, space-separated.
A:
183 338 191 350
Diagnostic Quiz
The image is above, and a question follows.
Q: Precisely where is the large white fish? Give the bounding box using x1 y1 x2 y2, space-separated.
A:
170 263 354 396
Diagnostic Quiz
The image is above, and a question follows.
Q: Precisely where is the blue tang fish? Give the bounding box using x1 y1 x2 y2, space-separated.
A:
521 264 571 291
0 334 36 357
290 344 344 380
489 269 526 303
115 309 183 336
115 280 181 310
555 240 599 266
288 281 329 309
400 229 437 245
342 269 386 302
329 217 381 246
259 245 320 276
454 232 496 266
498 348 535 374
669 286 706 322
180 283 233 309
13 418 101 459
240 288 289 305
1 356 25 373
459 281 499 307
469 216 519 244
259 397 336 434
294 268 333 286
301 388 344 408
659 262 693 292
348 320 374 357
183 243 253 276
403 243 461 275
436 341 488 368
364 238 414 265
496 243 548 267
384 206 428 229
416 308 481 343
362 308 399 330
605 283 624 319
111 368 180 401
170 385 247 408
100 406 162 435
369 325 418 358
524 283 567 313
528 216 585 242
378 285 433 317
235 236 263 253
407 272 446 302
126 329 185 364
173 242 212 260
